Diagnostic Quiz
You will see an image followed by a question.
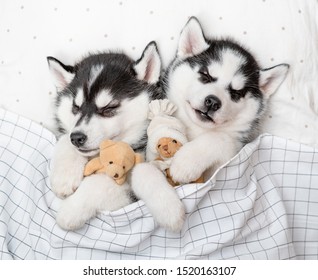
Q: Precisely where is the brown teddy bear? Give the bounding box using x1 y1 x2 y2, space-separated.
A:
155 137 204 186
84 139 143 185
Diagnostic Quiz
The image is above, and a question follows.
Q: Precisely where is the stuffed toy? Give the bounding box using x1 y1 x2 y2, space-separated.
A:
84 139 143 185
147 99 204 186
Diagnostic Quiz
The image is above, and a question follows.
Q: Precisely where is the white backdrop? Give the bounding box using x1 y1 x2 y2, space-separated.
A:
0 0 318 146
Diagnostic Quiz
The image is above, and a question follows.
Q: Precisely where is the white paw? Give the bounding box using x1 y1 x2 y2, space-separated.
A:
49 135 87 199
131 162 185 232
170 147 204 184
56 204 89 231
154 194 185 232
50 164 85 199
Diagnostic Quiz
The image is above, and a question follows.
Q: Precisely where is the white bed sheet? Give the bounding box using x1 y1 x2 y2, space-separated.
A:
0 0 318 146
1 108 317 259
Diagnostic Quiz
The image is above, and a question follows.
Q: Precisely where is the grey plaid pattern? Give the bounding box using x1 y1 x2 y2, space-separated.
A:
0 109 317 259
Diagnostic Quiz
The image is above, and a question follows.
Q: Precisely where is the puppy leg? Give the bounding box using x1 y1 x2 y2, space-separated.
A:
131 162 185 232
56 174 132 230
50 134 87 198
170 132 237 183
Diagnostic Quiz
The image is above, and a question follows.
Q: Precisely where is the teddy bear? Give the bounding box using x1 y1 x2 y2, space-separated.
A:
147 99 204 186
84 139 143 185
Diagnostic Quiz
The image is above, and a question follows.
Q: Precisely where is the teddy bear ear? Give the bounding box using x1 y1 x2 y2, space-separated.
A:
100 139 116 150
134 153 144 164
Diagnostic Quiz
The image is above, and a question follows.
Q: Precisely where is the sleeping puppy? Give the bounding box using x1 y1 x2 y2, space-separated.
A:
164 17 289 183
47 42 184 231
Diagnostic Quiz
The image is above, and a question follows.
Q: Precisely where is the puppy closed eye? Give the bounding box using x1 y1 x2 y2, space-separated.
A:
198 66 217 84
72 103 80 114
98 104 120 118
228 85 247 101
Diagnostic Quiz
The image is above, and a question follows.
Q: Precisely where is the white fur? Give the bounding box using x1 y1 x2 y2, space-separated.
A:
50 134 88 198
95 90 112 108
88 64 104 89
131 163 185 232
56 173 132 230
74 88 84 107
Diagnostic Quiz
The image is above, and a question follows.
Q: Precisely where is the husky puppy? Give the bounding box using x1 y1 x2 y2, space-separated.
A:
48 42 184 230
163 17 289 184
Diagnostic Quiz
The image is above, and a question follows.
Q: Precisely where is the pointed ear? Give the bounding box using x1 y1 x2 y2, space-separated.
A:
134 153 144 164
134 41 161 84
100 139 115 150
177 17 209 59
259 64 289 97
47 56 75 91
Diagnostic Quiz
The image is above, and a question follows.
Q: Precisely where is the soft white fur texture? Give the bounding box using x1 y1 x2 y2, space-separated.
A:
131 162 185 232
50 134 87 198
57 173 132 230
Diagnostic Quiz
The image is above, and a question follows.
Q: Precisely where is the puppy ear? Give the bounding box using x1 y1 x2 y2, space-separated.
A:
177 17 209 59
134 41 161 84
100 139 115 150
134 153 144 164
259 64 289 97
47 56 75 91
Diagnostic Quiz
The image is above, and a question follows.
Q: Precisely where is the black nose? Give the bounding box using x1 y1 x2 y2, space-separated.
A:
70 132 87 148
205 95 222 112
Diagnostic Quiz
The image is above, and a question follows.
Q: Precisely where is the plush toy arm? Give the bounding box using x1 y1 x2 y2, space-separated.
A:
84 157 103 176
148 99 177 119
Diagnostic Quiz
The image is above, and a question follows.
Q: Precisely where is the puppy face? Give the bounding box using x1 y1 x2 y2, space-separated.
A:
166 17 289 134
48 42 162 156
156 137 183 159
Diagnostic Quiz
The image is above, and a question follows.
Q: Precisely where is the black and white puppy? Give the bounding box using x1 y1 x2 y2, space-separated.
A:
164 17 289 183
47 42 184 230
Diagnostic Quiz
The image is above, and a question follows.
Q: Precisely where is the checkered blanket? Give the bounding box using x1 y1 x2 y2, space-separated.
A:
0 108 317 259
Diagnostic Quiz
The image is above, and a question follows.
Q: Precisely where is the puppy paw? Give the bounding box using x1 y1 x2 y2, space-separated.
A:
50 165 84 199
170 149 204 184
56 208 87 231
131 162 186 232
154 197 185 232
